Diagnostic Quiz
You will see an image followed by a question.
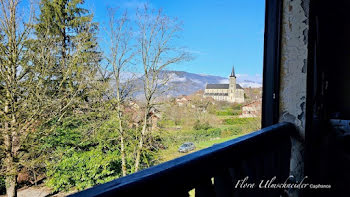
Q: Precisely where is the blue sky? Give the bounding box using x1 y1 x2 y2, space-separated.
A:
26 0 265 79
86 0 265 79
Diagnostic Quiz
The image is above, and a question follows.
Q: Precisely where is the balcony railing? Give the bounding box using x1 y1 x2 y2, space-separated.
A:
71 122 295 197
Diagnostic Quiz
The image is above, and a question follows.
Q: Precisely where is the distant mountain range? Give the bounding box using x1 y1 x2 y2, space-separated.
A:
129 70 262 98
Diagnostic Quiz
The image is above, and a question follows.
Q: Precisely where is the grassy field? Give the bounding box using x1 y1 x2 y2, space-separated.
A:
157 134 244 162
156 108 261 163
155 105 260 197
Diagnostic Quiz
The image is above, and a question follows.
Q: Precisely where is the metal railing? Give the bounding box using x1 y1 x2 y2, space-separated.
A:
71 122 295 197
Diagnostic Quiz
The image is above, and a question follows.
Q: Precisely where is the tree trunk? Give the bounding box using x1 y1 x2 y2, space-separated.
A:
115 74 127 176
33 169 37 186
119 119 127 176
3 137 18 197
5 175 17 197
4 129 18 197
134 110 148 172
4 89 17 197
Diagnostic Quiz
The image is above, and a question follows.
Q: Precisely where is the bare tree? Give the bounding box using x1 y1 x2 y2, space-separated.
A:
105 8 136 176
134 4 190 172
0 1 35 196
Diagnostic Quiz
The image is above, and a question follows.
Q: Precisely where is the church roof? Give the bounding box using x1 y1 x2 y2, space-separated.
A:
206 84 229 89
204 93 229 96
230 66 236 77
205 84 243 89
236 84 243 89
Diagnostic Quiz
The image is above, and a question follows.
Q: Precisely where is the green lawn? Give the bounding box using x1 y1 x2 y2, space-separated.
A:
157 119 260 163
195 134 244 149
156 106 260 163
157 134 243 163
154 110 261 197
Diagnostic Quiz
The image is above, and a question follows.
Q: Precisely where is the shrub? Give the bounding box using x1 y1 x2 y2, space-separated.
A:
157 119 176 128
232 104 242 110
232 110 242 116
207 128 222 137
46 147 121 192
0 176 5 195
224 118 257 125
44 114 159 192
216 108 241 116
194 128 221 140
221 127 242 138
214 103 243 116
216 110 232 116
193 120 211 130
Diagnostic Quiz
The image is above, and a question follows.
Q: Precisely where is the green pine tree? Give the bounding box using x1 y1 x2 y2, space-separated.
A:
0 0 103 196
34 0 102 114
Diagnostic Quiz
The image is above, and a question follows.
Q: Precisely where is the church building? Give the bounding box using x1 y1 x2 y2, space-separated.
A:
203 66 244 103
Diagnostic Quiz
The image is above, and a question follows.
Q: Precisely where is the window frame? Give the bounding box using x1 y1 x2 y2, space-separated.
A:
262 0 283 128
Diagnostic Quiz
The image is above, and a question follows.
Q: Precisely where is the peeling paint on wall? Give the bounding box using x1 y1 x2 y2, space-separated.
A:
280 0 309 136
279 0 309 196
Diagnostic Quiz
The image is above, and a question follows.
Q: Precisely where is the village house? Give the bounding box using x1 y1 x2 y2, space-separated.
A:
124 101 161 131
175 95 192 107
148 108 162 131
239 99 262 118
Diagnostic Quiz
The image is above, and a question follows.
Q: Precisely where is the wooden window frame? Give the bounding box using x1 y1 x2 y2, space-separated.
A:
262 0 283 128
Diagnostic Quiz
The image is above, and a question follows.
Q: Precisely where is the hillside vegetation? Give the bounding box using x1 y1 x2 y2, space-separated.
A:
156 97 261 163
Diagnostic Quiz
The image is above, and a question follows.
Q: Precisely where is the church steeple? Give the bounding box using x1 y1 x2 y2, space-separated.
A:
230 65 236 77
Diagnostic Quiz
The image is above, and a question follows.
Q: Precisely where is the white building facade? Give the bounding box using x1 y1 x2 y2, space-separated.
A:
203 67 244 103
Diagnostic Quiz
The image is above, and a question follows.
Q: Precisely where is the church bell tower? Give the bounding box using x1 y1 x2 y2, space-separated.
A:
229 66 236 102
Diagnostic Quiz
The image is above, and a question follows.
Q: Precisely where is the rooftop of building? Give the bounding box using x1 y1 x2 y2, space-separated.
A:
205 83 243 89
